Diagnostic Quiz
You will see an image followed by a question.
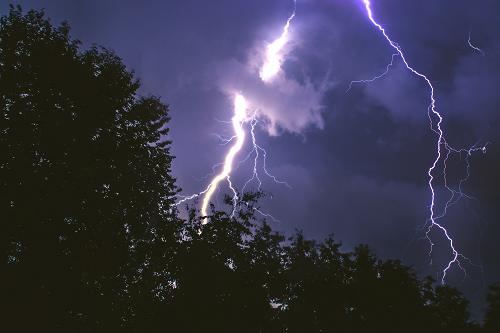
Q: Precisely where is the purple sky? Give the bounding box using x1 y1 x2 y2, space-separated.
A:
3 0 499 321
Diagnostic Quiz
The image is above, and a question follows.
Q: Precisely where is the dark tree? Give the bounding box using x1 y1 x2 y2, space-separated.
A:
1 6 179 330
483 282 500 332
276 229 322 332
245 219 286 325
146 193 277 333
425 284 473 332
272 234 477 333
335 245 432 332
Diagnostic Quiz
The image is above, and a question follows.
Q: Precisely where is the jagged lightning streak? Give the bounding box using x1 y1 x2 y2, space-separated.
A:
261 0 296 82
178 2 296 222
200 94 247 219
175 95 247 220
357 0 488 284
456 26 485 57
178 97 290 222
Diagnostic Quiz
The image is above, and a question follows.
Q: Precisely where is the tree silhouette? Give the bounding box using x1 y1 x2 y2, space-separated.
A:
483 282 500 332
271 237 478 332
142 193 277 332
1 5 179 330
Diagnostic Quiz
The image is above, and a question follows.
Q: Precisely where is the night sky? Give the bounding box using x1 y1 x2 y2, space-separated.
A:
3 0 499 321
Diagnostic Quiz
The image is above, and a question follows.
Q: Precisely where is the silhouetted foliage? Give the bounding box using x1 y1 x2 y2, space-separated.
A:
271 239 476 333
484 282 500 332
1 6 484 332
1 5 179 330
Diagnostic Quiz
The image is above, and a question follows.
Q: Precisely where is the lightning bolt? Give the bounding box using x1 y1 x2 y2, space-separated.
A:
178 2 296 222
456 26 485 57
200 95 247 218
175 95 247 219
260 0 296 82
356 0 489 284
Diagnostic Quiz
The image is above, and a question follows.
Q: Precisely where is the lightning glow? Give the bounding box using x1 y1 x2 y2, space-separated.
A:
200 94 247 219
178 95 291 222
260 0 296 82
179 3 296 222
357 0 488 284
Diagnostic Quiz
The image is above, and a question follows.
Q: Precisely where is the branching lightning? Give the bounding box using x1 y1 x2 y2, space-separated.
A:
356 0 489 285
200 94 247 218
456 26 485 57
177 0 489 284
177 2 296 222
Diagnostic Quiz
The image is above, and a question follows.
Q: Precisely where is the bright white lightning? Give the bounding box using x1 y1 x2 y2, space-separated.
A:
358 0 488 286
260 0 296 82
200 95 247 219
178 2 295 222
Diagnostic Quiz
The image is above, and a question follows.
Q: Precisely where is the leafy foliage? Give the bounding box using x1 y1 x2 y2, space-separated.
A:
1 5 179 330
484 282 500 332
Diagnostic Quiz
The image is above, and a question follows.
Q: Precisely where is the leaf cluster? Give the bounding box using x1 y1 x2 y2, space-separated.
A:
1 6 180 330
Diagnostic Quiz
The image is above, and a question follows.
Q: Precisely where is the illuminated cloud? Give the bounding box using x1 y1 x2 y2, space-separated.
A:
214 40 334 136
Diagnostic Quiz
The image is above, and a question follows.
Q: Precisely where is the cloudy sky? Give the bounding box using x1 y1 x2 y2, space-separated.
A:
3 0 499 320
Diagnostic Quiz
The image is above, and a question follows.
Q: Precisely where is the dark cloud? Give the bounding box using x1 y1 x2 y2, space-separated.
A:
3 0 499 321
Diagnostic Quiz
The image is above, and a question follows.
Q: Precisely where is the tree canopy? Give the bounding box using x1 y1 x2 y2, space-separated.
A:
1 5 179 330
0 5 495 332
484 282 500 332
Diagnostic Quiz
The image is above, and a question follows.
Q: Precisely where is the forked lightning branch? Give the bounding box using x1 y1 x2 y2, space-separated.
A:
177 0 489 286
